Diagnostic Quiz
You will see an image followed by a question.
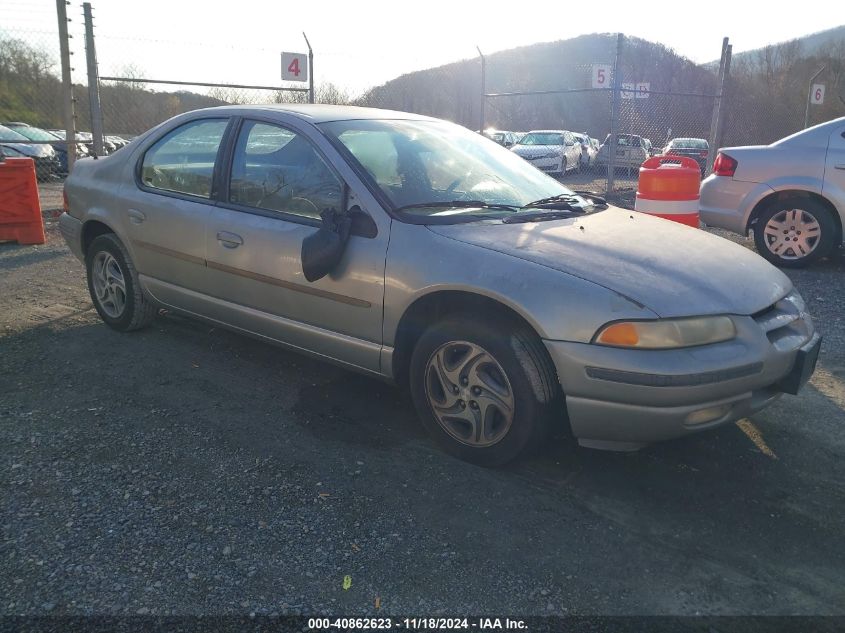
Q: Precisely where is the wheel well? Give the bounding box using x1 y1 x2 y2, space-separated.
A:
81 220 114 256
747 190 843 244
391 291 550 387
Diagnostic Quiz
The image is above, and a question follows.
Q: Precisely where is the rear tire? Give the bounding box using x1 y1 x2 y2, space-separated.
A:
409 314 560 466
86 233 157 332
753 198 836 268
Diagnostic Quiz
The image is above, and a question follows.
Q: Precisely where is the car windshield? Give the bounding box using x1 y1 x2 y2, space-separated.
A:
671 138 708 149
6 125 56 142
320 119 581 218
0 124 30 142
517 132 564 146
604 134 640 147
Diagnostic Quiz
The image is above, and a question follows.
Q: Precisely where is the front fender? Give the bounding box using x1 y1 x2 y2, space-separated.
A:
383 222 658 348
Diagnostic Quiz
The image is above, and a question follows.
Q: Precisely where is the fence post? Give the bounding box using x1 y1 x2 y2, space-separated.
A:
710 44 732 166
56 0 76 172
707 37 729 175
303 32 314 104
83 2 105 156
477 46 486 134
606 33 623 193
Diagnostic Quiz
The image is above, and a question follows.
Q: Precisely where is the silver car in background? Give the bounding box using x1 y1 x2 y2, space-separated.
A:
701 117 844 268
510 130 582 175
59 105 819 465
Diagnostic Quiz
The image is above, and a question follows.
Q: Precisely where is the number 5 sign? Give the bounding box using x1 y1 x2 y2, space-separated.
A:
810 84 825 105
592 64 612 89
282 52 308 82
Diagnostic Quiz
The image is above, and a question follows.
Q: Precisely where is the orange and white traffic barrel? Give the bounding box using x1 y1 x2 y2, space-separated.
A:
634 156 700 228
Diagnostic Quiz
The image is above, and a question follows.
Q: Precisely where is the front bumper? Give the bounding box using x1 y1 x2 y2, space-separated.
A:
544 302 817 450
518 155 561 172
58 212 85 262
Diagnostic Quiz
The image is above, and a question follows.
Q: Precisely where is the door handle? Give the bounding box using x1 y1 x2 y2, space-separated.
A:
128 209 146 224
216 231 243 249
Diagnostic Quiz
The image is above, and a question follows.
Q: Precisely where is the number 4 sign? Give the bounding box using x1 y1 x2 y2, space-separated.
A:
282 52 308 82
811 84 825 105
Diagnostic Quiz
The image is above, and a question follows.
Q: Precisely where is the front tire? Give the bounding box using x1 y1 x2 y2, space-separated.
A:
86 233 157 331
409 315 560 466
753 198 836 268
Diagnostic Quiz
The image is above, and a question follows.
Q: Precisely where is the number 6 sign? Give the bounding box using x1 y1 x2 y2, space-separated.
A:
282 52 308 82
810 84 825 105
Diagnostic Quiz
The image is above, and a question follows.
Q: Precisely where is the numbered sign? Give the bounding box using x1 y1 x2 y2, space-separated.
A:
635 82 650 99
811 84 825 105
591 64 612 89
621 83 635 99
282 52 308 82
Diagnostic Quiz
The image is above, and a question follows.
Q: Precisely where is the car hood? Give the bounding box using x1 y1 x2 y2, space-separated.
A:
0 142 55 158
512 145 563 157
428 207 791 317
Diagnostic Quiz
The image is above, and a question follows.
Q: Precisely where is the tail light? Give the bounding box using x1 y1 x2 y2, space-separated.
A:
62 188 69 213
713 153 738 177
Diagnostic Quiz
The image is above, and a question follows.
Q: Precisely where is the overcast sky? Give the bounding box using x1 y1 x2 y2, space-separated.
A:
2 0 840 95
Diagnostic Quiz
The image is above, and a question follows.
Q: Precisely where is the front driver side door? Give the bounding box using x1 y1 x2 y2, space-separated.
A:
203 118 388 373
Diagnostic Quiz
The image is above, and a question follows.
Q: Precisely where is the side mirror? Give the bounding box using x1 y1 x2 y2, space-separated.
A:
301 208 352 283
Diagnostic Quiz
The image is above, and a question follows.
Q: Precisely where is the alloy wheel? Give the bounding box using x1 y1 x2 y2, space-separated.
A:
424 341 515 448
762 208 821 260
91 251 127 318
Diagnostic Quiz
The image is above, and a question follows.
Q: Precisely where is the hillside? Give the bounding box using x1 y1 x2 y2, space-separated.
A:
727 25 845 65
356 34 718 143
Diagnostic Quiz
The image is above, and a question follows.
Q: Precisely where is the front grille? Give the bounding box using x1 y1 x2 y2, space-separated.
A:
753 293 812 352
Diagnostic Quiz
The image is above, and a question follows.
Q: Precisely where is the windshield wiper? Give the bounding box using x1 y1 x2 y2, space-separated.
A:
502 210 584 224
520 193 583 210
394 200 520 213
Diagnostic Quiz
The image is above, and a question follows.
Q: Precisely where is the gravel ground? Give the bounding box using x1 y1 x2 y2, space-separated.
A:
1 210 844 617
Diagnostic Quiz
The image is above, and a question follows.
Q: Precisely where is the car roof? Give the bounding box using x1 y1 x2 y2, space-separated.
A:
189 104 439 124
525 130 566 134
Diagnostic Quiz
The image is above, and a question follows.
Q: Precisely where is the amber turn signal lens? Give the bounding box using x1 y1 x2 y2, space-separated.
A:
596 322 640 346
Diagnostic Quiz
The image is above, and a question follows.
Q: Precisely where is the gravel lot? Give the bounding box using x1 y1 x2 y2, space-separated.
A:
1 195 844 618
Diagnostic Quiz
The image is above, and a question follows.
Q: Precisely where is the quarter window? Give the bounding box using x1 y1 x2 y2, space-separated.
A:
141 118 228 198
229 121 343 220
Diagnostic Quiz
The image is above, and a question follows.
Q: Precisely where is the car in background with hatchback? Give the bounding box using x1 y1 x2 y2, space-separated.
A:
0 123 60 179
596 133 648 170
511 130 582 175
4 122 86 175
701 117 844 268
663 137 710 175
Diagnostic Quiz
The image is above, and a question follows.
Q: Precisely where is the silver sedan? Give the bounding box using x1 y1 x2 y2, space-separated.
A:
60 105 820 465
701 117 845 267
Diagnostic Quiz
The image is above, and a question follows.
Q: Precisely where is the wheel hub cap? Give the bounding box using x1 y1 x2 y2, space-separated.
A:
424 341 515 448
92 251 127 318
762 209 821 260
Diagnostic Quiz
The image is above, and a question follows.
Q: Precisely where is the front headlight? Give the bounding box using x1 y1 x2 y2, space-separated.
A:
593 316 736 349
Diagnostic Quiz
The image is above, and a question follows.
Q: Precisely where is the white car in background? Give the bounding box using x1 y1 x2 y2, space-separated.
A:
511 130 582 175
572 133 598 170
596 133 649 170
701 117 844 268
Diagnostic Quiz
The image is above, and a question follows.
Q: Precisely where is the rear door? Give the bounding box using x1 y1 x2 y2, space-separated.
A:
121 117 230 309
203 118 389 372
823 125 845 206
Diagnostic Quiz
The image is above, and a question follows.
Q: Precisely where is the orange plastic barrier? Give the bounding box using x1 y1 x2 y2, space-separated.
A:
0 157 45 245
634 156 701 228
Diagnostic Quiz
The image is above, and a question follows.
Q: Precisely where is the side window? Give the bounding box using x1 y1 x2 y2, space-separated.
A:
229 121 343 220
141 119 228 198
